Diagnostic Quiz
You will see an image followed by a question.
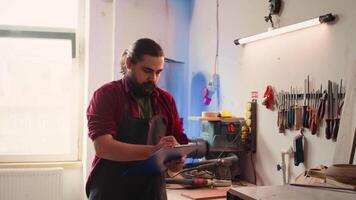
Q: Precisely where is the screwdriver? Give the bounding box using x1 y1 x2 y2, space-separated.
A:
277 91 285 133
316 86 326 122
310 90 318 135
302 76 310 128
308 90 314 130
284 92 288 130
332 80 341 140
325 80 332 139
294 89 302 130
288 89 294 129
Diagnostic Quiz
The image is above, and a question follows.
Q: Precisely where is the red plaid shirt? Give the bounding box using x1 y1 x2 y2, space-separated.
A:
86 77 188 195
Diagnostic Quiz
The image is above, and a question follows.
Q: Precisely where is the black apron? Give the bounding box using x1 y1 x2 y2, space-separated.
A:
89 94 168 200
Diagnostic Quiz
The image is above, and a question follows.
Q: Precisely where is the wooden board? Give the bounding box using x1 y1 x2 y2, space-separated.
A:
227 185 356 200
188 116 244 122
325 178 356 190
122 144 197 176
180 187 229 200
333 61 356 164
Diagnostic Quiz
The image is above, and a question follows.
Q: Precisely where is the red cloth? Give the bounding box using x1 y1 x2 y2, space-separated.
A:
86 77 188 193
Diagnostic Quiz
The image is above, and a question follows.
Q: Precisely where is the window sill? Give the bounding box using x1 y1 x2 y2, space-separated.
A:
0 161 82 169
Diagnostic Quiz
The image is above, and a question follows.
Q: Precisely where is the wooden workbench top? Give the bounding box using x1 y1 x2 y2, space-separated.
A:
167 181 254 200
227 185 356 200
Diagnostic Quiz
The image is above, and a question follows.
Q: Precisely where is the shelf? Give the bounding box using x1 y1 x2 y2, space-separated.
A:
189 116 244 122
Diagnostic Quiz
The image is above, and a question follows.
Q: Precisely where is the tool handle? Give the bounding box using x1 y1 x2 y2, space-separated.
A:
288 106 294 129
295 107 301 130
165 178 211 186
278 110 285 133
308 109 313 129
277 110 282 126
302 106 309 128
316 98 325 120
332 118 340 140
325 118 332 139
279 125 285 133
291 107 295 129
284 110 288 129
320 99 326 118
311 114 318 135
311 123 318 135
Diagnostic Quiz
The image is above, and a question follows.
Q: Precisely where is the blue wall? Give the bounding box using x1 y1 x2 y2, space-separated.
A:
159 0 222 139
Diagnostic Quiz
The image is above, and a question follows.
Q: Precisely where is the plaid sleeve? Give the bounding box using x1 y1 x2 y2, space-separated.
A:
87 86 118 141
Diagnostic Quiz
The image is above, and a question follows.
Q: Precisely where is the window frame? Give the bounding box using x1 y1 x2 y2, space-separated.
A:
0 25 83 163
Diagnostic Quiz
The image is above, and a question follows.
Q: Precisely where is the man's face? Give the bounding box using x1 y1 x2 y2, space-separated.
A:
126 55 164 96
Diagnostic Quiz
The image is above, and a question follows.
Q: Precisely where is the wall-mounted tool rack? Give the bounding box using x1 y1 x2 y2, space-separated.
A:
275 76 345 141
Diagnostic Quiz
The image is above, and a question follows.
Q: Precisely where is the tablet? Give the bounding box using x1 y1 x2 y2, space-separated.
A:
122 144 198 176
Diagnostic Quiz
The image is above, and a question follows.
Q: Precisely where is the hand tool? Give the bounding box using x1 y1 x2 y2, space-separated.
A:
310 90 318 135
325 80 333 139
335 80 345 139
277 91 285 133
165 178 231 187
284 92 288 129
308 79 311 130
294 88 302 130
332 81 341 140
308 90 313 129
277 92 281 127
283 92 288 130
288 88 294 129
302 76 310 128
316 86 326 120
291 88 295 129
294 133 304 166
314 85 326 135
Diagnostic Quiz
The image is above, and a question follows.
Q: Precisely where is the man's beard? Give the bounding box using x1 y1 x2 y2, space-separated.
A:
127 75 156 98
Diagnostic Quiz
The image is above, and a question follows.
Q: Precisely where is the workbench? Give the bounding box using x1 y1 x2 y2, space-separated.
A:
167 188 226 200
166 181 254 200
226 185 356 200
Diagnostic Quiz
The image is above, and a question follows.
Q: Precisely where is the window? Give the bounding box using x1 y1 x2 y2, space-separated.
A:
0 0 83 162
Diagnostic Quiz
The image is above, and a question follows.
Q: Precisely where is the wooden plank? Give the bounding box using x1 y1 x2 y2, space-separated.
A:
333 62 356 164
180 187 229 200
167 181 254 200
188 116 244 122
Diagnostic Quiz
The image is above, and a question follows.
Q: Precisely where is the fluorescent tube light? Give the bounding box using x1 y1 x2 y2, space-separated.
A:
234 13 335 45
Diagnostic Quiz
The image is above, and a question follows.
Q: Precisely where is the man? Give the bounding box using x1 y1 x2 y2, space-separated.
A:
86 38 188 200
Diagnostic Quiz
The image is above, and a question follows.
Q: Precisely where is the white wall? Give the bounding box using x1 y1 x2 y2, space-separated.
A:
62 168 84 200
84 0 115 198
112 0 192 127
84 0 356 190
85 0 192 197
188 0 356 185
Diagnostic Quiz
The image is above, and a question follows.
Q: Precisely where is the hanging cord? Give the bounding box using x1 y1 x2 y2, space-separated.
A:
214 0 220 75
250 151 257 184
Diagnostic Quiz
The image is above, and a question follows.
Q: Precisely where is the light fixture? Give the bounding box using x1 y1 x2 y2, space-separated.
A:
234 13 336 45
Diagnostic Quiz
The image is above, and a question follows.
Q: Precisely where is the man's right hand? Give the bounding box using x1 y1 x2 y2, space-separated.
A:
153 136 178 152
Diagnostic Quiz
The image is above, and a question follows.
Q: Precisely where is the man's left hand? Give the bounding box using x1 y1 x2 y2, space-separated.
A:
164 135 185 172
166 156 185 172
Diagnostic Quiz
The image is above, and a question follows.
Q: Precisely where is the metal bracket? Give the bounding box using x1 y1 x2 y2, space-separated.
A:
268 0 281 15
264 0 282 28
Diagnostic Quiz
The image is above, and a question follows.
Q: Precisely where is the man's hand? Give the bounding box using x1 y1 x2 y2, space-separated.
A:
153 136 178 152
166 156 186 172
155 136 185 172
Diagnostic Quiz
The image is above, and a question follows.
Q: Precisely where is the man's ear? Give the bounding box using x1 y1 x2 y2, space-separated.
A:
125 57 132 70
